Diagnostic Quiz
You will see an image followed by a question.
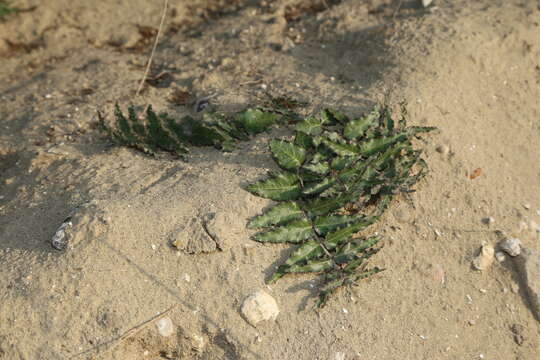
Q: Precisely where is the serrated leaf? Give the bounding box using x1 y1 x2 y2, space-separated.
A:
269 240 324 283
322 138 360 156
294 131 314 148
253 219 313 243
248 202 304 229
270 139 307 170
360 133 408 157
304 194 353 217
235 108 278 134
344 109 379 140
285 258 333 274
320 108 348 125
295 116 325 135
246 172 301 201
324 217 377 249
314 215 363 235
303 161 330 176
302 178 336 196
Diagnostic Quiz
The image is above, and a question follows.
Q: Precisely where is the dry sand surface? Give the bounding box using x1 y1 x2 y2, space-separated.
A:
1 0 540 359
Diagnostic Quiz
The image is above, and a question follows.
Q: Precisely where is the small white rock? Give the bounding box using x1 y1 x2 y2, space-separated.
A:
495 251 506 262
482 217 495 225
499 238 521 257
523 204 531 210
435 144 449 155
241 290 279 326
156 317 174 337
472 242 495 271
334 352 345 360
422 0 434 7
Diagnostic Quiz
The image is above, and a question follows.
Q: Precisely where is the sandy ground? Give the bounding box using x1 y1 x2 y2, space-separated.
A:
1 0 540 359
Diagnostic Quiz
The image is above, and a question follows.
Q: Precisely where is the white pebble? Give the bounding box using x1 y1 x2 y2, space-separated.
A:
482 217 495 225
156 317 175 337
435 144 449 155
241 290 279 326
523 204 531 210
472 242 494 271
499 238 521 257
495 251 506 262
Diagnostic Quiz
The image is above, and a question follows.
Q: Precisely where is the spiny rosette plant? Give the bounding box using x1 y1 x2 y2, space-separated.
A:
245 105 435 307
99 104 282 156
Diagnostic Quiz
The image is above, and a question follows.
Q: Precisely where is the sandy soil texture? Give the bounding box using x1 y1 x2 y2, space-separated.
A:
1 0 540 359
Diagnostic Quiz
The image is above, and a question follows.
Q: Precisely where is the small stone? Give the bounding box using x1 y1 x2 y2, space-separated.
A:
190 334 206 353
482 217 495 225
156 317 174 337
495 251 506 262
514 248 540 321
334 352 345 360
523 204 531 210
422 0 434 7
499 238 521 257
511 282 520 294
518 220 528 232
468 319 476 326
51 217 73 250
435 144 449 155
241 290 279 326
510 324 525 345
472 242 495 271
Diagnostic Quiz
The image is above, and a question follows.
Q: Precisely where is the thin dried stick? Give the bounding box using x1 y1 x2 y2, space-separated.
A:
135 0 169 96
70 304 178 359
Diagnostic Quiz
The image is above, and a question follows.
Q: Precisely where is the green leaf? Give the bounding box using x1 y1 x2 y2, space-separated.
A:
246 172 301 201
248 202 304 229
294 131 315 148
295 116 326 135
360 133 408 157
320 108 348 125
324 217 377 249
304 194 353 217
286 258 333 274
314 215 364 236
270 139 307 170
322 138 360 156
268 240 325 283
235 108 278 134
344 109 379 140
302 178 336 196
253 219 313 243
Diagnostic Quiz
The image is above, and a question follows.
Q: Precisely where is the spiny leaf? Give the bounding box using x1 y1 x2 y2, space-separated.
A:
344 108 379 140
235 108 279 134
268 240 324 283
246 172 301 201
304 194 353 217
248 202 304 229
270 139 307 170
295 116 326 135
322 138 360 156
253 219 313 244
324 217 377 249
320 108 349 125
314 215 365 236
302 178 336 196
285 258 333 274
359 133 408 157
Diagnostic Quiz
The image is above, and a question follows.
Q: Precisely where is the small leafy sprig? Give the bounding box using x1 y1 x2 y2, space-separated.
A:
0 1 18 19
246 105 434 307
99 105 281 156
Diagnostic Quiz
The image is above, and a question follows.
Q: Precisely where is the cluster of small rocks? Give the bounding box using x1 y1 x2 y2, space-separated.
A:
472 234 540 322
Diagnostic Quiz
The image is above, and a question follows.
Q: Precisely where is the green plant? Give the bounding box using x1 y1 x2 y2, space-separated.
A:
0 1 18 19
99 104 281 156
101 101 434 308
245 105 434 307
